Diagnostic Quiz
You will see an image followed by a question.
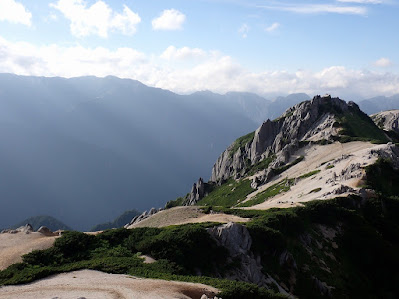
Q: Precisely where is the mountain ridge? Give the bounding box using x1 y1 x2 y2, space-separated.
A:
2 93 399 298
209 95 387 185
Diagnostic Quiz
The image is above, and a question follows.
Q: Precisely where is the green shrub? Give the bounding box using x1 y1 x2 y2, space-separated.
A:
309 187 322 193
298 169 321 179
53 231 100 262
134 224 228 275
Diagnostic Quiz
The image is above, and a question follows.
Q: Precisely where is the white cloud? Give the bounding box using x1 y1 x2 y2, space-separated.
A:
259 4 367 15
160 46 206 60
152 9 186 30
0 0 32 26
1 36 399 98
238 23 250 38
374 57 393 67
265 22 280 32
337 0 383 3
50 0 141 38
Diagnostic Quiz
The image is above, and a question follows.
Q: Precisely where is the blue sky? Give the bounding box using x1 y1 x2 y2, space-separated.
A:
0 0 398 98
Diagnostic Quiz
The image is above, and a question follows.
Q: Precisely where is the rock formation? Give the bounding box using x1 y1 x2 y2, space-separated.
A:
186 178 206 205
371 110 399 133
1 224 33 234
37 226 58 236
210 95 356 183
207 222 268 286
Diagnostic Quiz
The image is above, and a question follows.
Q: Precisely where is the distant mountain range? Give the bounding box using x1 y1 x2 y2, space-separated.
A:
89 209 140 232
0 73 397 231
358 94 399 114
0 74 256 230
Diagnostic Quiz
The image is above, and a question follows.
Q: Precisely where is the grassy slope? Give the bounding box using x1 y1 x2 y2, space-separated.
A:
197 178 253 207
238 179 293 207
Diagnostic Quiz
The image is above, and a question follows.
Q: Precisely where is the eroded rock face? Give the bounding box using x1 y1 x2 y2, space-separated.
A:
186 178 206 206
371 110 399 133
210 95 349 183
369 142 399 168
207 222 267 286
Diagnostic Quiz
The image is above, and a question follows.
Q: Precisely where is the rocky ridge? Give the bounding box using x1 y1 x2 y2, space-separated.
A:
211 95 358 184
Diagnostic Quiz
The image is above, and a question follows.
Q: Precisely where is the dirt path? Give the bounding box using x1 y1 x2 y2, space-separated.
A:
0 232 57 270
0 270 219 299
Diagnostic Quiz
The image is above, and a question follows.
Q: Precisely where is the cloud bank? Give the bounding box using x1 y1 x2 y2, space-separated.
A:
0 36 397 98
258 3 368 15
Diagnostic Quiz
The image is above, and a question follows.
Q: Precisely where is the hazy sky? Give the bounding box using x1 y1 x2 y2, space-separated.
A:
0 0 398 98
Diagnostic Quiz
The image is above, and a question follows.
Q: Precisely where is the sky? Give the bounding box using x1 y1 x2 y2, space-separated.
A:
0 0 398 99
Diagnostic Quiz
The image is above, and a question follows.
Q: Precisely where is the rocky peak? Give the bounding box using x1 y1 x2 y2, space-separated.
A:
211 95 353 183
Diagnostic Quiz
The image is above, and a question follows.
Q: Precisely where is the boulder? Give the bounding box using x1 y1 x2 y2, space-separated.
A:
37 226 57 236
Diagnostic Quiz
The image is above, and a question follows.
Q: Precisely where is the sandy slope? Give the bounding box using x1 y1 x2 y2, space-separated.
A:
241 141 377 210
128 206 249 228
0 232 57 270
0 269 219 299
